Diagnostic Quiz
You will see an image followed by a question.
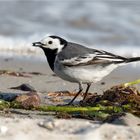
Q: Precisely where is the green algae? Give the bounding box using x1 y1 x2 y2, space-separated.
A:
123 79 140 87
34 83 140 121
0 100 10 110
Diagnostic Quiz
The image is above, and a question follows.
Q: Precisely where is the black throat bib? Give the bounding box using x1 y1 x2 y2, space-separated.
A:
42 48 58 71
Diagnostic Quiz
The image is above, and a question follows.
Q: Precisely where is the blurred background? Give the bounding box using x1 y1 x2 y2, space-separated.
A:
0 0 140 60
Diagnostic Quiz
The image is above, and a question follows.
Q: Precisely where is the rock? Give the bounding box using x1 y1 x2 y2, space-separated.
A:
15 92 41 109
38 119 56 131
10 83 36 92
0 93 18 101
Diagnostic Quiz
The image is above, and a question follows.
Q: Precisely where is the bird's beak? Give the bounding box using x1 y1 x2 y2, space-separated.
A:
32 42 44 47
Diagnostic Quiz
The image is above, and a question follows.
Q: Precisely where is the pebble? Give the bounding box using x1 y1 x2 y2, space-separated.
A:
15 92 41 109
0 126 8 135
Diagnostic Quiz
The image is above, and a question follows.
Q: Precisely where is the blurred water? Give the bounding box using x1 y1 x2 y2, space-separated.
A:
0 0 140 57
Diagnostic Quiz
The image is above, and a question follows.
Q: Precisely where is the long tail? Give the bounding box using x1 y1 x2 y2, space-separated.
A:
125 57 140 63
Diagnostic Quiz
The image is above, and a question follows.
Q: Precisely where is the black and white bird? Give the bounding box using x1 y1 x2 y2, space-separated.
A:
33 35 140 105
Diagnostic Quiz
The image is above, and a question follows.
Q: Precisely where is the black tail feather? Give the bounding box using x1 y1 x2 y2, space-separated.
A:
125 57 140 63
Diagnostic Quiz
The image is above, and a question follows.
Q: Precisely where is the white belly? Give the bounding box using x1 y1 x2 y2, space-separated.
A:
54 61 118 84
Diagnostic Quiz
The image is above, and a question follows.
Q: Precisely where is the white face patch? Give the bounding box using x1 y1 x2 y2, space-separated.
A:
40 37 64 53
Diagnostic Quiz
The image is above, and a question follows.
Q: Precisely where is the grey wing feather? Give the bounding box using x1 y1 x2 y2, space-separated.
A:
58 42 95 60
58 42 127 66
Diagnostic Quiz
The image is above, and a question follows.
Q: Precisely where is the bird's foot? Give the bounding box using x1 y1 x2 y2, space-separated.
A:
79 99 87 106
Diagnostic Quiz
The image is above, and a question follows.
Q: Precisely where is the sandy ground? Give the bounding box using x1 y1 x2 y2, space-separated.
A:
0 56 140 93
0 55 140 139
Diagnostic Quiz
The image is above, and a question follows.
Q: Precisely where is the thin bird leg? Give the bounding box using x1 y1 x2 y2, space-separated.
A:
83 83 91 101
67 83 83 105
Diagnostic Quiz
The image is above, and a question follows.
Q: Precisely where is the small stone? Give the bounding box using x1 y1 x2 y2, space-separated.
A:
38 120 56 131
15 92 41 109
101 82 105 85
10 83 36 92
0 126 8 135
0 93 17 102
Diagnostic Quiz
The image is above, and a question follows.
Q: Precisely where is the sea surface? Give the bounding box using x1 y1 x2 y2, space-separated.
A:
0 0 140 60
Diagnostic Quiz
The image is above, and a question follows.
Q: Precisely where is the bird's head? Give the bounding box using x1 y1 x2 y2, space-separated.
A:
32 35 67 52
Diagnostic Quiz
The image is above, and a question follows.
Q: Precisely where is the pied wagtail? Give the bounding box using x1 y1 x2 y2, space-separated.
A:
33 35 140 105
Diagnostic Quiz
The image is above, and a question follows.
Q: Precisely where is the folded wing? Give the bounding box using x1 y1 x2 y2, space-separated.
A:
60 49 127 67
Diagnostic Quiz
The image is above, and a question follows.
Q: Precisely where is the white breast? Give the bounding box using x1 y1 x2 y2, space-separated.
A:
54 59 118 84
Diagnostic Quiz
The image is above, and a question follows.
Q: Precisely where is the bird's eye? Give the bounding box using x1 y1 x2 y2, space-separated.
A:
48 41 53 44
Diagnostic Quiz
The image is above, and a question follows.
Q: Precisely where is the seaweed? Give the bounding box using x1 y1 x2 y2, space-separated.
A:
0 70 44 77
0 70 31 77
0 79 140 122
